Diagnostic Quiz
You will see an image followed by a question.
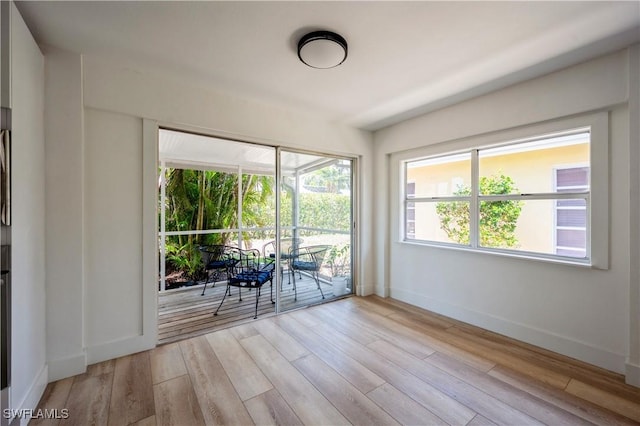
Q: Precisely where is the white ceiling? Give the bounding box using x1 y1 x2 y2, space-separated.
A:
16 1 640 131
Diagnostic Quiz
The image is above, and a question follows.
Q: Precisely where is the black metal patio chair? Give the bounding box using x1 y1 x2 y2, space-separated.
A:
198 245 237 296
262 237 304 286
214 248 275 319
289 245 330 301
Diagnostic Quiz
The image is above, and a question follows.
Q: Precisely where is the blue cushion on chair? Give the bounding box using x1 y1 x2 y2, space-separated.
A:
207 260 227 269
292 260 316 271
230 271 272 286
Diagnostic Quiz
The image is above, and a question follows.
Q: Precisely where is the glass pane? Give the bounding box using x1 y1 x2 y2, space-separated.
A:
479 199 587 259
279 152 354 312
240 229 277 253
410 201 470 245
479 132 589 195
280 175 295 229
558 198 586 207
407 182 416 196
407 153 471 197
163 168 239 237
406 222 415 236
557 167 589 188
557 229 586 248
241 174 276 229
557 208 586 227
298 161 351 233
406 206 415 221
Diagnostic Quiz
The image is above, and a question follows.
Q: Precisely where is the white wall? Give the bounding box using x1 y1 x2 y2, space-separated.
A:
84 109 144 350
44 47 85 381
8 1 47 421
44 52 374 372
374 47 639 381
628 45 640 386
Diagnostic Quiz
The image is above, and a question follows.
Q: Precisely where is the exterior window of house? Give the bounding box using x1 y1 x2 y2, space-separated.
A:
403 129 591 262
406 182 416 239
554 166 589 257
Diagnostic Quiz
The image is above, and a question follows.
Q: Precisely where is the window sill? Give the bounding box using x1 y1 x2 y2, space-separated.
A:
399 239 604 270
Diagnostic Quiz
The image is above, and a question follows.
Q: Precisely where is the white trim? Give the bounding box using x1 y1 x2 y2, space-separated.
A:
470 149 479 248
86 336 155 365
10 365 48 426
237 165 243 248
400 238 592 268
47 352 86 382
628 43 640 390
142 118 159 347
588 112 609 269
159 162 166 292
391 287 626 374
351 156 360 297
625 361 640 387
275 147 282 310
393 113 605 163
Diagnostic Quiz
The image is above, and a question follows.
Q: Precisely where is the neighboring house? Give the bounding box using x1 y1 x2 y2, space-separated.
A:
407 134 589 257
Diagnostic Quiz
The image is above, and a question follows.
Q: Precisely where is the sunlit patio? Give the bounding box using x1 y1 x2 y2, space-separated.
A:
158 273 346 344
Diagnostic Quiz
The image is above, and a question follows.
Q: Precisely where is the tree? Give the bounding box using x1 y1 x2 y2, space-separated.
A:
162 168 274 281
302 163 350 194
435 174 523 248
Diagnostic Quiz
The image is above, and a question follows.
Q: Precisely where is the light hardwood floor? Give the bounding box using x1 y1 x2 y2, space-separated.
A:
158 275 338 345
33 296 640 425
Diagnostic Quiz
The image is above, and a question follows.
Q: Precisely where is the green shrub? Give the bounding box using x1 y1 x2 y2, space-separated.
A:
436 173 523 248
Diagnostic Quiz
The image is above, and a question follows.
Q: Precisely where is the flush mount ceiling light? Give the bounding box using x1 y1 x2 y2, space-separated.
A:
297 30 348 69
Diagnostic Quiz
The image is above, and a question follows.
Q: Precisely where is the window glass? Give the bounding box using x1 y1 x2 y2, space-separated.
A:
411 201 470 245
478 199 587 259
407 153 471 198
557 167 589 188
402 128 592 263
406 182 416 239
554 166 588 257
478 133 589 195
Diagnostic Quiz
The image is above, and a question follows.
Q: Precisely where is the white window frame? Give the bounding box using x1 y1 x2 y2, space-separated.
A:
393 112 608 269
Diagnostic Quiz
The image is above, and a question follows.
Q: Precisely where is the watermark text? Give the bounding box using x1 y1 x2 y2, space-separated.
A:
3 408 70 420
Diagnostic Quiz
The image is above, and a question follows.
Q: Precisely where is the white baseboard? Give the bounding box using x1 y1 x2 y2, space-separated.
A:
86 335 156 365
390 287 626 374
359 281 376 296
11 364 48 426
626 361 640 388
48 352 87 382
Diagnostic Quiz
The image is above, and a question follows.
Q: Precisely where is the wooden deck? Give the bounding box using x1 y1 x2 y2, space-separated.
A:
35 295 640 425
158 275 342 344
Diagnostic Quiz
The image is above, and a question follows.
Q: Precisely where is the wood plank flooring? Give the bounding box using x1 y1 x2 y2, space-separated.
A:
33 296 640 426
158 275 338 344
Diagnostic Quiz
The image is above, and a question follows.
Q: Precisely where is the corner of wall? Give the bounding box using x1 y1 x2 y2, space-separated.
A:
43 47 86 383
47 352 86 383
8 0 47 418
628 43 640 387
626 361 640 388
11 364 47 426
370 137 391 299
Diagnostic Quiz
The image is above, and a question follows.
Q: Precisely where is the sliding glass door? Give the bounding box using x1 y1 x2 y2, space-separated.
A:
277 149 354 312
157 130 355 340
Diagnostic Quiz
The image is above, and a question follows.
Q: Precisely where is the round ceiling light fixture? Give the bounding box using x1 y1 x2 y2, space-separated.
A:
297 30 348 69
